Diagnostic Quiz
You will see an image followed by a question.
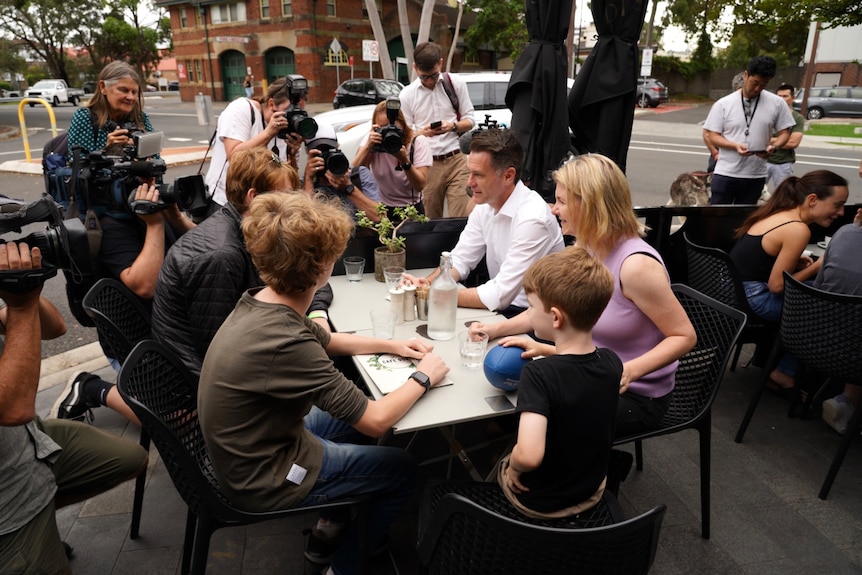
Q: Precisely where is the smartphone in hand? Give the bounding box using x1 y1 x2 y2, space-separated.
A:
430 121 442 129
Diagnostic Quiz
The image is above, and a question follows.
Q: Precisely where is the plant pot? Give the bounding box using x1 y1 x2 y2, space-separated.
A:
373 246 406 282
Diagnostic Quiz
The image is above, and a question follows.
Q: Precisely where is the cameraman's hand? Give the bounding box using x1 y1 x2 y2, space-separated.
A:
325 171 351 192
106 125 131 149
366 125 383 149
268 109 288 138
132 183 165 225
0 242 43 306
284 133 303 164
305 148 325 182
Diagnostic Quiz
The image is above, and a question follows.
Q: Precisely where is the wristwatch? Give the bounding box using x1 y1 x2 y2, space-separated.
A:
399 162 412 171
340 183 355 196
451 122 458 133
409 370 431 395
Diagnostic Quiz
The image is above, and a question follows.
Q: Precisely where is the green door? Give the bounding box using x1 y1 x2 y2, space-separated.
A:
265 47 296 86
221 50 247 101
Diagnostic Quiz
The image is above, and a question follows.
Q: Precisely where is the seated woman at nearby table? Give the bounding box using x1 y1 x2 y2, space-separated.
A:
198 193 449 575
729 170 848 389
472 154 696 438
352 100 432 218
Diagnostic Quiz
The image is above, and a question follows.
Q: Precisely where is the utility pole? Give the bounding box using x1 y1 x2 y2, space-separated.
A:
801 22 821 119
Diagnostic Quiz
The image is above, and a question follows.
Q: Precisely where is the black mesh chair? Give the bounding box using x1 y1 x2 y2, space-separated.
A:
117 340 370 575
613 284 747 539
735 273 862 499
417 481 665 574
684 232 777 371
82 277 153 539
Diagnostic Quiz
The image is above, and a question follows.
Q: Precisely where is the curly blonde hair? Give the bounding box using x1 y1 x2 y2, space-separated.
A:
243 194 353 294
553 154 644 256
225 148 300 212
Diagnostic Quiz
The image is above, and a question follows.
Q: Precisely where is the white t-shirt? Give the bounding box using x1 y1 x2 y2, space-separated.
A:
704 89 795 179
205 98 286 206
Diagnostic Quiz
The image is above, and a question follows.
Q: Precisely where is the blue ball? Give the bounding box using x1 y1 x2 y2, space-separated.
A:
483 345 530 392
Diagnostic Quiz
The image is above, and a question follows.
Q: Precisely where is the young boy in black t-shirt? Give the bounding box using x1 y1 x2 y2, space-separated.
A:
497 247 622 518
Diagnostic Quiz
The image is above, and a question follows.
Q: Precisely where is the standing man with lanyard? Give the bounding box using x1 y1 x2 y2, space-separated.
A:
703 55 795 204
400 42 475 219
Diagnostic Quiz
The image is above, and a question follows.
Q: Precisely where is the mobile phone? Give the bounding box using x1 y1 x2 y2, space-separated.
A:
748 149 766 154
430 120 442 129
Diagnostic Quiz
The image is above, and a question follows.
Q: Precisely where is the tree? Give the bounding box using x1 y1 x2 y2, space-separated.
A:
364 0 395 79
0 0 102 82
813 0 862 28
463 0 529 61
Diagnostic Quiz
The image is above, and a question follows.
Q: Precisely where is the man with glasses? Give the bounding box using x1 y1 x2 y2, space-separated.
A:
400 42 475 218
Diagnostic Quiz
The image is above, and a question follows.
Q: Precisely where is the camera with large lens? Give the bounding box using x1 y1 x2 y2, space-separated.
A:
318 148 350 176
128 174 210 219
278 74 318 140
373 97 404 155
0 195 93 294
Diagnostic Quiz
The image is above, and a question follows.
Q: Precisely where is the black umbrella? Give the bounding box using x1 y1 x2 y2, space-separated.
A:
505 0 574 202
567 0 648 173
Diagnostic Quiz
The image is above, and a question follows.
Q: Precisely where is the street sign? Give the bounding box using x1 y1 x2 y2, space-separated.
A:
330 38 342 55
363 40 379 62
641 48 653 77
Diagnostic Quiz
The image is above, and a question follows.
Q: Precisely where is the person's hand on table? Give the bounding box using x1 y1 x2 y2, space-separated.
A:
388 337 434 360
415 352 450 388
795 254 814 271
401 272 429 288
498 335 553 359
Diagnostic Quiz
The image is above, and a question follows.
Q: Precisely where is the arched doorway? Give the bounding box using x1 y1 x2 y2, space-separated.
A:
265 47 297 86
220 50 247 101
388 36 417 85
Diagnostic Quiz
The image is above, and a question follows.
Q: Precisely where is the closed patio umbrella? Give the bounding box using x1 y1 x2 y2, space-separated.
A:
505 0 573 202
566 0 648 173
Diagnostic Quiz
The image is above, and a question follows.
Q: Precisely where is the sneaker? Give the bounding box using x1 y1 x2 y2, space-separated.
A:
822 396 854 435
304 528 339 565
50 371 99 422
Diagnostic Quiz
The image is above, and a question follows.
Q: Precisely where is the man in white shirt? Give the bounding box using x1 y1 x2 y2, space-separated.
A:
703 55 795 204
403 130 564 317
399 42 475 219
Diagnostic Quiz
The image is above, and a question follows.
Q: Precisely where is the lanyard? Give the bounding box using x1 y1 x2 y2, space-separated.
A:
741 92 759 137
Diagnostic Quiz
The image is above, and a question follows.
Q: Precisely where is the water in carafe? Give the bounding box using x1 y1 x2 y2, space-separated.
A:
427 251 458 341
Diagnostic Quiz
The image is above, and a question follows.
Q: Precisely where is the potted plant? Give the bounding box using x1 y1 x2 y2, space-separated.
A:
357 203 429 282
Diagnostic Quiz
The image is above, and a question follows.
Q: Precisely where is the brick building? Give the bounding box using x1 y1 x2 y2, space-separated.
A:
155 0 490 103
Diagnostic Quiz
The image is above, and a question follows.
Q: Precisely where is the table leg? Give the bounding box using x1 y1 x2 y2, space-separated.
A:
438 425 484 482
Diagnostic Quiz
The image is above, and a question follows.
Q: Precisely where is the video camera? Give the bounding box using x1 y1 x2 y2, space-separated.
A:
0 195 92 294
75 126 210 219
459 114 501 155
373 97 404 155
279 74 318 140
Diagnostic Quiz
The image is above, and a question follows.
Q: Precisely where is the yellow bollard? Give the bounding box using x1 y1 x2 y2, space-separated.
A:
18 98 59 162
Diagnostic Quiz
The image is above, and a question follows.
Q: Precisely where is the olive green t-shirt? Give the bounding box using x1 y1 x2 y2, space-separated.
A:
198 289 368 511
767 110 805 165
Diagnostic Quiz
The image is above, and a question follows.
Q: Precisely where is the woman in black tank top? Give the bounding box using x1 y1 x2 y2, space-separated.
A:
729 170 848 388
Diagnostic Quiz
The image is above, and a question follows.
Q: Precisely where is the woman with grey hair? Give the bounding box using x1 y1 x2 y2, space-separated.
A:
67 60 155 154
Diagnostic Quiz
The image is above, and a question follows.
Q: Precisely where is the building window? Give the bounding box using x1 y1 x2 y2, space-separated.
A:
261 0 270 18
180 7 188 27
464 51 479 66
326 0 335 17
362 2 382 19
282 0 292 16
211 2 247 24
186 60 195 82
195 60 203 82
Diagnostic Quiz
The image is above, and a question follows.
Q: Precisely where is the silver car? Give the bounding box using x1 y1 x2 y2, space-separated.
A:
793 86 862 120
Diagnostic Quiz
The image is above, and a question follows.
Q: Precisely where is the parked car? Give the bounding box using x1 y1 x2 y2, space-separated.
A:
25 79 85 107
332 78 404 108
636 77 669 108
793 86 862 120
168 81 179 91
0 89 21 98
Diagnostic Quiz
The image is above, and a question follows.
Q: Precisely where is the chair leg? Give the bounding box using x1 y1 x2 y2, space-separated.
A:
735 340 782 443
698 417 711 540
181 508 196 575
634 440 644 471
191 514 215 575
129 431 150 539
819 400 862 500
730 343 742 372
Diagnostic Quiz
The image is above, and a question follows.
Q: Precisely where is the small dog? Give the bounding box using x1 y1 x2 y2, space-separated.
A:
668 172 711 207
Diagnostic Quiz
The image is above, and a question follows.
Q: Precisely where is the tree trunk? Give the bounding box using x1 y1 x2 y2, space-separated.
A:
417 0 435 46
397 0 414 81
445 0 464 72
365 0 395 79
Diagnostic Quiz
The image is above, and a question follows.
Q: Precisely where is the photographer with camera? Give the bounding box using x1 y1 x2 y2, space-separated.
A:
206 75 317 207
0 242 147 572
353 97 431 219
304 122 382 222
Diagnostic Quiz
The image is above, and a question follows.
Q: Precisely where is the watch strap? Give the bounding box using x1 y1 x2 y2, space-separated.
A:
409 370 431 394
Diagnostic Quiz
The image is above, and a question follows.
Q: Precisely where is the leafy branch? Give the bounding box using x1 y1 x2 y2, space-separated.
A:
356 203 428 253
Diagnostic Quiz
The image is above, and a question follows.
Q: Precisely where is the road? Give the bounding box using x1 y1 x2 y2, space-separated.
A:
1 99 860 357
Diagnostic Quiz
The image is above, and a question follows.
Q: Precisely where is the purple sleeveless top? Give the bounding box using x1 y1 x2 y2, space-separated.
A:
592 237 677 398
